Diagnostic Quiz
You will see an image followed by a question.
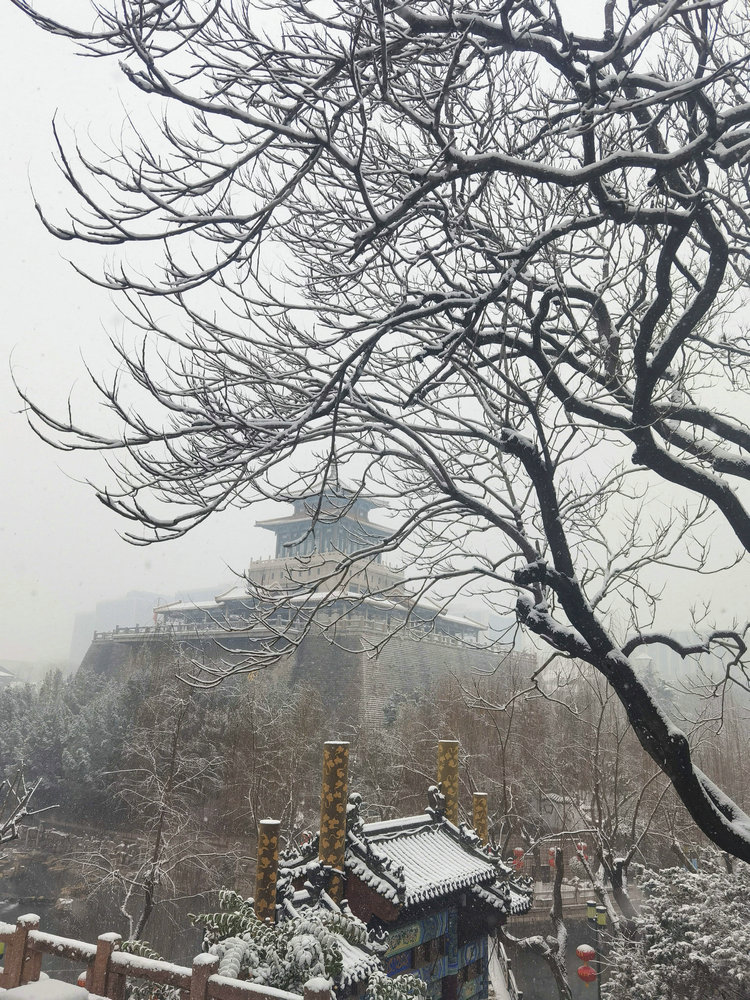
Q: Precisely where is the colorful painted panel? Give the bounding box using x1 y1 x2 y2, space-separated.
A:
413 956 450 985
386 908 452 956
458 975 488 1000
447 907 459 975
458 938 487 969
425 981 443 1000
384 951 413 977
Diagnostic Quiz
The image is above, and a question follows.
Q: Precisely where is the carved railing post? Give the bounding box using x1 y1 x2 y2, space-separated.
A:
4 914 39 986
190 953 220 1000
107 960 128 1000
25 946 42 984
88 932 121 997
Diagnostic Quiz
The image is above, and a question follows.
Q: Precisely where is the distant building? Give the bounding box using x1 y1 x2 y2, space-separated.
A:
69 590 165 665
81 490 528 725
153 491 483 646
0 664 19 688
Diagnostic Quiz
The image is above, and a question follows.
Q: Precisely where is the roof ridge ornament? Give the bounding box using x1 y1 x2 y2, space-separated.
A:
427 782 446 819
458 822 483 851
347 791 366 838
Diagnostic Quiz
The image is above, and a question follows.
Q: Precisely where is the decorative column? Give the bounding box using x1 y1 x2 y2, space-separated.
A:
472 792 488 845
319 741 350 902
437 739 460 826
255 818 281 922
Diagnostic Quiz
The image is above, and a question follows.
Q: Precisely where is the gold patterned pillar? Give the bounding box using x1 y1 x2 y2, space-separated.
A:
437 739 460 826
319 741 350 902
473 792 488 845
254 818 281 923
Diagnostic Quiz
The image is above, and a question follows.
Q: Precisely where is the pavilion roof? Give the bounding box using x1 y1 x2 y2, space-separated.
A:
282 801 532 918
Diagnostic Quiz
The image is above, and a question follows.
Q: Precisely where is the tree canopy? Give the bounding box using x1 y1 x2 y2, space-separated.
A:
603 863 750 1000
13 1 750 860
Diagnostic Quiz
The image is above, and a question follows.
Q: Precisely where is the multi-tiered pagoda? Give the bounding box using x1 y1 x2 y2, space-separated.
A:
154 490 482 646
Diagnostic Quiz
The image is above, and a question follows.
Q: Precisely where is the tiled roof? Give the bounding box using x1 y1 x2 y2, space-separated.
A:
280 891 384 988
471 881 532 916
281 804 533 920
509 886 533 915
363 823 498 907
337 936 382 986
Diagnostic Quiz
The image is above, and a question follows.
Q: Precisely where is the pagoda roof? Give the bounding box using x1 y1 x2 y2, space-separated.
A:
255 511 388 533
255 489 383 528
153 598 227 614
284 593 482 633
293 489 380 514
282 801 532 918
411 597 484 630
350 816 501 907
156 587 483 636
215 585 253 603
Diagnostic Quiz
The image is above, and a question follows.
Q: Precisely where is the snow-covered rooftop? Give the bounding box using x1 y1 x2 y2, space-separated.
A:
156 588 482 633
154 598 226 613
279 890 384 988
282 800 532 920
362 822 499 906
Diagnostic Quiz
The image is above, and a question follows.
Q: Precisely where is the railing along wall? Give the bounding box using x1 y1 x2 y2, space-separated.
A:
93 619 476 647
488 934 523 1000
0 914 332 1000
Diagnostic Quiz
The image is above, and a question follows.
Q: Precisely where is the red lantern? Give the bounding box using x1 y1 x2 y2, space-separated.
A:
549 846 556 868
577 964 597 986
576 944 595 962
513 847 524 871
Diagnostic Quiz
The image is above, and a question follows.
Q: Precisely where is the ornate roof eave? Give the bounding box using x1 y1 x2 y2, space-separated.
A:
281 794 533 917
346 796 518 910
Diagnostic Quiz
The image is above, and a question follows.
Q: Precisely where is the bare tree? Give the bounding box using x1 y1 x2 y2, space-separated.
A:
14 0 750 860
76 694 234 941
0 771 54 845
502 847 572 1000
565 668 669 922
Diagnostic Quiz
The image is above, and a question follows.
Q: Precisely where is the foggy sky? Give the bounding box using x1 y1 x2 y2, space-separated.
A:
0 4 280 664
2 1 746 668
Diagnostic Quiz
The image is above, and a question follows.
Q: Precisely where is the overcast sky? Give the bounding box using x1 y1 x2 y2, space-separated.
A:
2 1 747 668
0 4 283 664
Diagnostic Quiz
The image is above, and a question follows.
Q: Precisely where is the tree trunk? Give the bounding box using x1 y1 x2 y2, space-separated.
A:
609 861 638 922
549 849 573 1000
501 846 573 1000
131 702 187 941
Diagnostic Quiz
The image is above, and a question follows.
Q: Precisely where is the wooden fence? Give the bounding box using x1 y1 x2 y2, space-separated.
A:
0 914 332 1000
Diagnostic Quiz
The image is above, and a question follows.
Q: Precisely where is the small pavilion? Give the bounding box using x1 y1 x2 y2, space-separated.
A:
252 741 532 1000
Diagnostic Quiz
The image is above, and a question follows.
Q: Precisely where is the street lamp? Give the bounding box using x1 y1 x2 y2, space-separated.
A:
591 903 607 1000
578 901 607 996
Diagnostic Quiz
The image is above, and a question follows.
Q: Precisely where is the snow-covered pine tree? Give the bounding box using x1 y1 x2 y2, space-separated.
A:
193 888 426 1000
603 864 750 1000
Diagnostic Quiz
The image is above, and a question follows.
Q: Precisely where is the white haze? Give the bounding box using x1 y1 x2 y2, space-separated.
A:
0 0 746 667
